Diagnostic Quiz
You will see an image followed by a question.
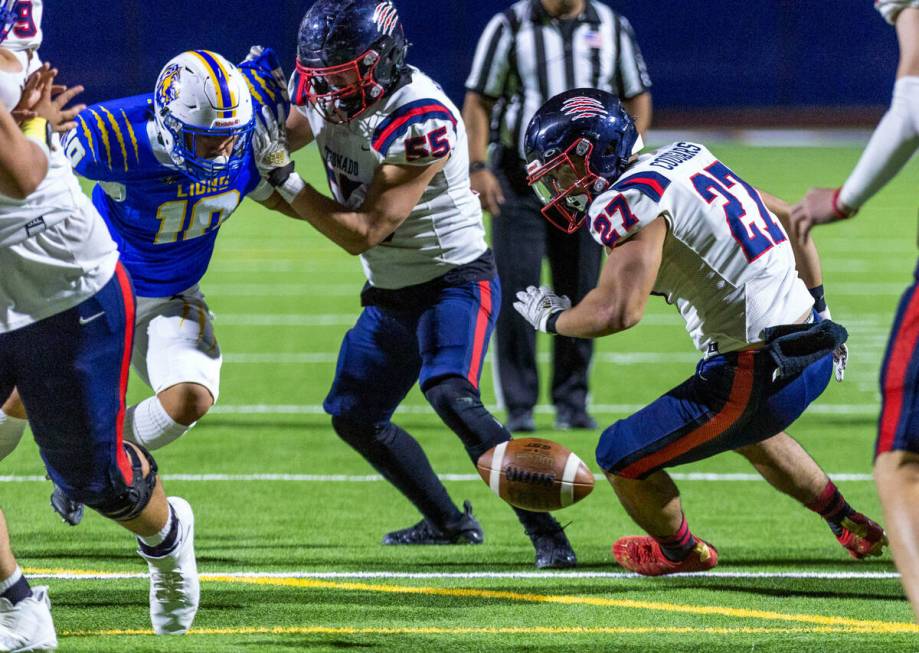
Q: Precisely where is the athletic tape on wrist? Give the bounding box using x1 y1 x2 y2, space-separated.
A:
277 173 306 204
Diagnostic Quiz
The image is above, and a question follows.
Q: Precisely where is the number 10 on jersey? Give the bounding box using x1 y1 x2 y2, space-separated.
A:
154 191 240 244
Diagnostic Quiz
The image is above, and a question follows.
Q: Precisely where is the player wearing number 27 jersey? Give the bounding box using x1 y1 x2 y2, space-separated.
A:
516 88 886 576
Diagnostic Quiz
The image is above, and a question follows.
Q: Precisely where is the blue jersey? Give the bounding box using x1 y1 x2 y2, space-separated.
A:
61 58 286 297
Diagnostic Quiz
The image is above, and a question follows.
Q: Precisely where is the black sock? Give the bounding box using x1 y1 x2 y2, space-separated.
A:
653 514 697 562
0 570 32 606
806 480 854 537
332 416 461 528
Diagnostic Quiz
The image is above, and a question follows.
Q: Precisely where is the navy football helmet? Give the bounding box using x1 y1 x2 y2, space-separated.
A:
0 0 18 44
291 0 409 124
525 88 642 233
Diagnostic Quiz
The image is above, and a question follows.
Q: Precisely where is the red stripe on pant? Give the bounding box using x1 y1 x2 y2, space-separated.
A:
877 287 919 455
113 263 136 483
466 280 493 389
619 352 756 479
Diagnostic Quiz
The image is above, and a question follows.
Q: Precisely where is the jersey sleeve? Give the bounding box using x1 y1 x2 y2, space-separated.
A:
62 105 134 181
238 48 291 124
587 171 671 247
464 12 515 100
370 98 459 166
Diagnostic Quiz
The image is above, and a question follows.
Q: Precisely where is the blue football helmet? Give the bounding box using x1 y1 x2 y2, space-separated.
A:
525 88 642 233
291 0 408 124
0 0 18 44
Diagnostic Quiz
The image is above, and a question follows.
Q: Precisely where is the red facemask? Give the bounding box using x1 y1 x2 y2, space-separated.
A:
526 139 606 233
292 48 385 124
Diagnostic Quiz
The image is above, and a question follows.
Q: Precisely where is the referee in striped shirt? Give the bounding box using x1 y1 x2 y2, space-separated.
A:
463 0 652 432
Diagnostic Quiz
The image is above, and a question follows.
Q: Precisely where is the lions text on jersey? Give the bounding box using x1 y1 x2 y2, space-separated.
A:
298 66 487 289
586 142 813 354
62 63 280 298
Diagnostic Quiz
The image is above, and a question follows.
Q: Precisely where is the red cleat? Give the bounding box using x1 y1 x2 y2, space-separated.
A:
612 536 718 576
836 513 888 559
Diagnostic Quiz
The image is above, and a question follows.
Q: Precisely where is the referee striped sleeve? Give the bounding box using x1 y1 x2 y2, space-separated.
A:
616 15 652 99
465 13 513 99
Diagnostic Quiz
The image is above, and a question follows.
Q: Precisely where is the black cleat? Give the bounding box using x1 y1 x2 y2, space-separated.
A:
383 500 484 545
50 485 84 526
527 525 577 569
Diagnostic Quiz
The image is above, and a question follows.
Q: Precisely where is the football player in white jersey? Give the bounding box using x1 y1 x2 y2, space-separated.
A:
790 0 919 619
0 3 199 639
515 88 887 576
253 0 577 568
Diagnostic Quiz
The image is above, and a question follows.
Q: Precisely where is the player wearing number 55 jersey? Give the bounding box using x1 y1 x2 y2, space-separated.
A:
16 47 290 525
515 88 887 575
254 0 578 568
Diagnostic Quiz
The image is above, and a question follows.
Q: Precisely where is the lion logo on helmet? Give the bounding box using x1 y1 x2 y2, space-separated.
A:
156 63 182 109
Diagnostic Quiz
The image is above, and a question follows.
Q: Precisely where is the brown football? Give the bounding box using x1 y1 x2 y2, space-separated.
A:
476 437 595 512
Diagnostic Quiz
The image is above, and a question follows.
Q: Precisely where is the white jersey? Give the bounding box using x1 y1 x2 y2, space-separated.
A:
0 47 118 333
2 0 42 52
587 142 813 354
298 66 487 289
875 0 919 24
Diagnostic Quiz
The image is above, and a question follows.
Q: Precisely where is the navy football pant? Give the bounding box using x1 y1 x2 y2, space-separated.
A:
877 270 919 456
324 278 499 422
597 350 833 479
0 263 137 503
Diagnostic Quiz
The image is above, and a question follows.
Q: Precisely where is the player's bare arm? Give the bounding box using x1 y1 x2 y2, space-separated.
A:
760 189 823 289
0 103 48 198
555 216 665 337
255 191 299 219
515 215 666 339
286 158 447 255
285 106 315 152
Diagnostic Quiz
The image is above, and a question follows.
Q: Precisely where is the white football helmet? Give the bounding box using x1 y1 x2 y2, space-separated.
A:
153 50 254 183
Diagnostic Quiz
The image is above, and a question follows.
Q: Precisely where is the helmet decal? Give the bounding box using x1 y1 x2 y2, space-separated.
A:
156 64 182 111
372 1 399 37
561 97 608 121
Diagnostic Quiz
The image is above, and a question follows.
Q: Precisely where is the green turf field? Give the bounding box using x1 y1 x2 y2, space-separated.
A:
3 144 918 651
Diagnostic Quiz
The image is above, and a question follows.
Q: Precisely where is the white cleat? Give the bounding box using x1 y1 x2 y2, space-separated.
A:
0 586 57 652
138 496 200 635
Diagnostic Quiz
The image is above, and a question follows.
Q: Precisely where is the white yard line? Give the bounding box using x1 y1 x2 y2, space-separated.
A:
24 569 900 581
0 472 874 483
203 403 880 416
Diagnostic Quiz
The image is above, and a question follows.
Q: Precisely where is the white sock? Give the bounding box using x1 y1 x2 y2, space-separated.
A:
138 505 175 549
840 76 919 209
0 410 27 461
0 566 22 593
124 396 193 451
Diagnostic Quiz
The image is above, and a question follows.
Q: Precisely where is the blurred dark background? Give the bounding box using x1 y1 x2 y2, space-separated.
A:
37 0 897 125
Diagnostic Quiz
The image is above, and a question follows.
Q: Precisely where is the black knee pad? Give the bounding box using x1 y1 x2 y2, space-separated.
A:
85 443 158 521
423 376 509 462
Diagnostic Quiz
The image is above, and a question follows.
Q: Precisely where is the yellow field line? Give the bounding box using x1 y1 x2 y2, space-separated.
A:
205 576 919 634
28 569 919 636
60 625 901 637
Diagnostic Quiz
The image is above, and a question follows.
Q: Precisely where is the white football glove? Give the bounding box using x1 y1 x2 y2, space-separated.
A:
513 285 571 333
253 104 291 179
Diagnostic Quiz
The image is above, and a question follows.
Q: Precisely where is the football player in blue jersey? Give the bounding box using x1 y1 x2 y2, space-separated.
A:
2 47 291 526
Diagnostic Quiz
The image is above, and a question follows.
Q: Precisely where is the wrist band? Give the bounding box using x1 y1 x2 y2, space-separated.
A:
807 284 827 313
469 160 488 174
545 312 561 334
21 117 50 150
276 173 306 205
831 188 856 220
